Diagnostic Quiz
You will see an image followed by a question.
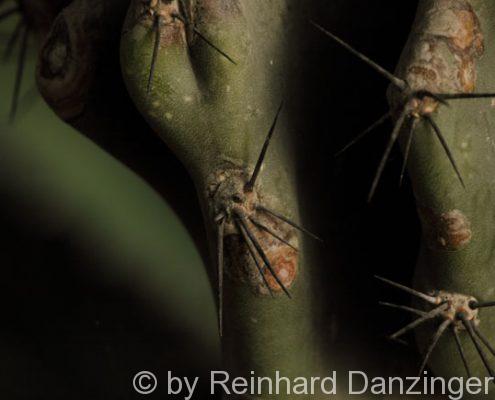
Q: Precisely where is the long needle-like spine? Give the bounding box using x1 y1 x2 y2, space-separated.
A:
375 276 440 305
310 20 406 90
424 115 465 189
451 326 472 378
245 101 284 192
368 106 409 202
147 15 162 94
388 304 447 341
399 116 418 186
460 315 495 377
257 206 322 242
236 214 291 298
9 24 28 123
249 216 298 251
235 217 274 297
217 217 225 337
335 111 391 157
418 319 452 375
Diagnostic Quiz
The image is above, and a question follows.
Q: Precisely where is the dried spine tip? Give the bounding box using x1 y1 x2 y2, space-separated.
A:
379 276 495 378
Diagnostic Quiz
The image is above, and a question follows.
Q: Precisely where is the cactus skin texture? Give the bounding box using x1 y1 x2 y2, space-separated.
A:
121 0 326 395
390 0 495 386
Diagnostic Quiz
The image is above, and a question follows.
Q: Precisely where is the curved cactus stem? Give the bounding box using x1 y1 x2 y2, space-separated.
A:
418 318 452 375
451 326 472 378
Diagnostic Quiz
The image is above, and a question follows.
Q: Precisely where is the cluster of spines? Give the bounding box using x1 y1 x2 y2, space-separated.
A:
311 21 495 202
377 276 495 379
215 102 322 336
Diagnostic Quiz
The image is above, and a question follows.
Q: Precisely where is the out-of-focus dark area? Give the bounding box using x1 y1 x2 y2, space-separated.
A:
0 0 422 398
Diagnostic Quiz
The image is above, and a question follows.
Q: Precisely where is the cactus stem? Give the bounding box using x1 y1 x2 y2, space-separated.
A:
3 18 23 61
9 23 28 123
335 111 391 157
217 217 225 337
310 20 407 91
399 116 419 187
249 216 299 252
460 314 495 378
0 5 19 22
235 217 275 298
418 318 452 376
451 326 472 378
423 115 465 189
256 205 322 242
379 301 427 317
389 303 447 341
236 214 292 298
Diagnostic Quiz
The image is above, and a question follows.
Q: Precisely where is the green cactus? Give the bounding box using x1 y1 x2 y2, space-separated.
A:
314 0 495 390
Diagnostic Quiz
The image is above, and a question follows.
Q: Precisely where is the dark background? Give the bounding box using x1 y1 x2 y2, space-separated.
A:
0 0 423 398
